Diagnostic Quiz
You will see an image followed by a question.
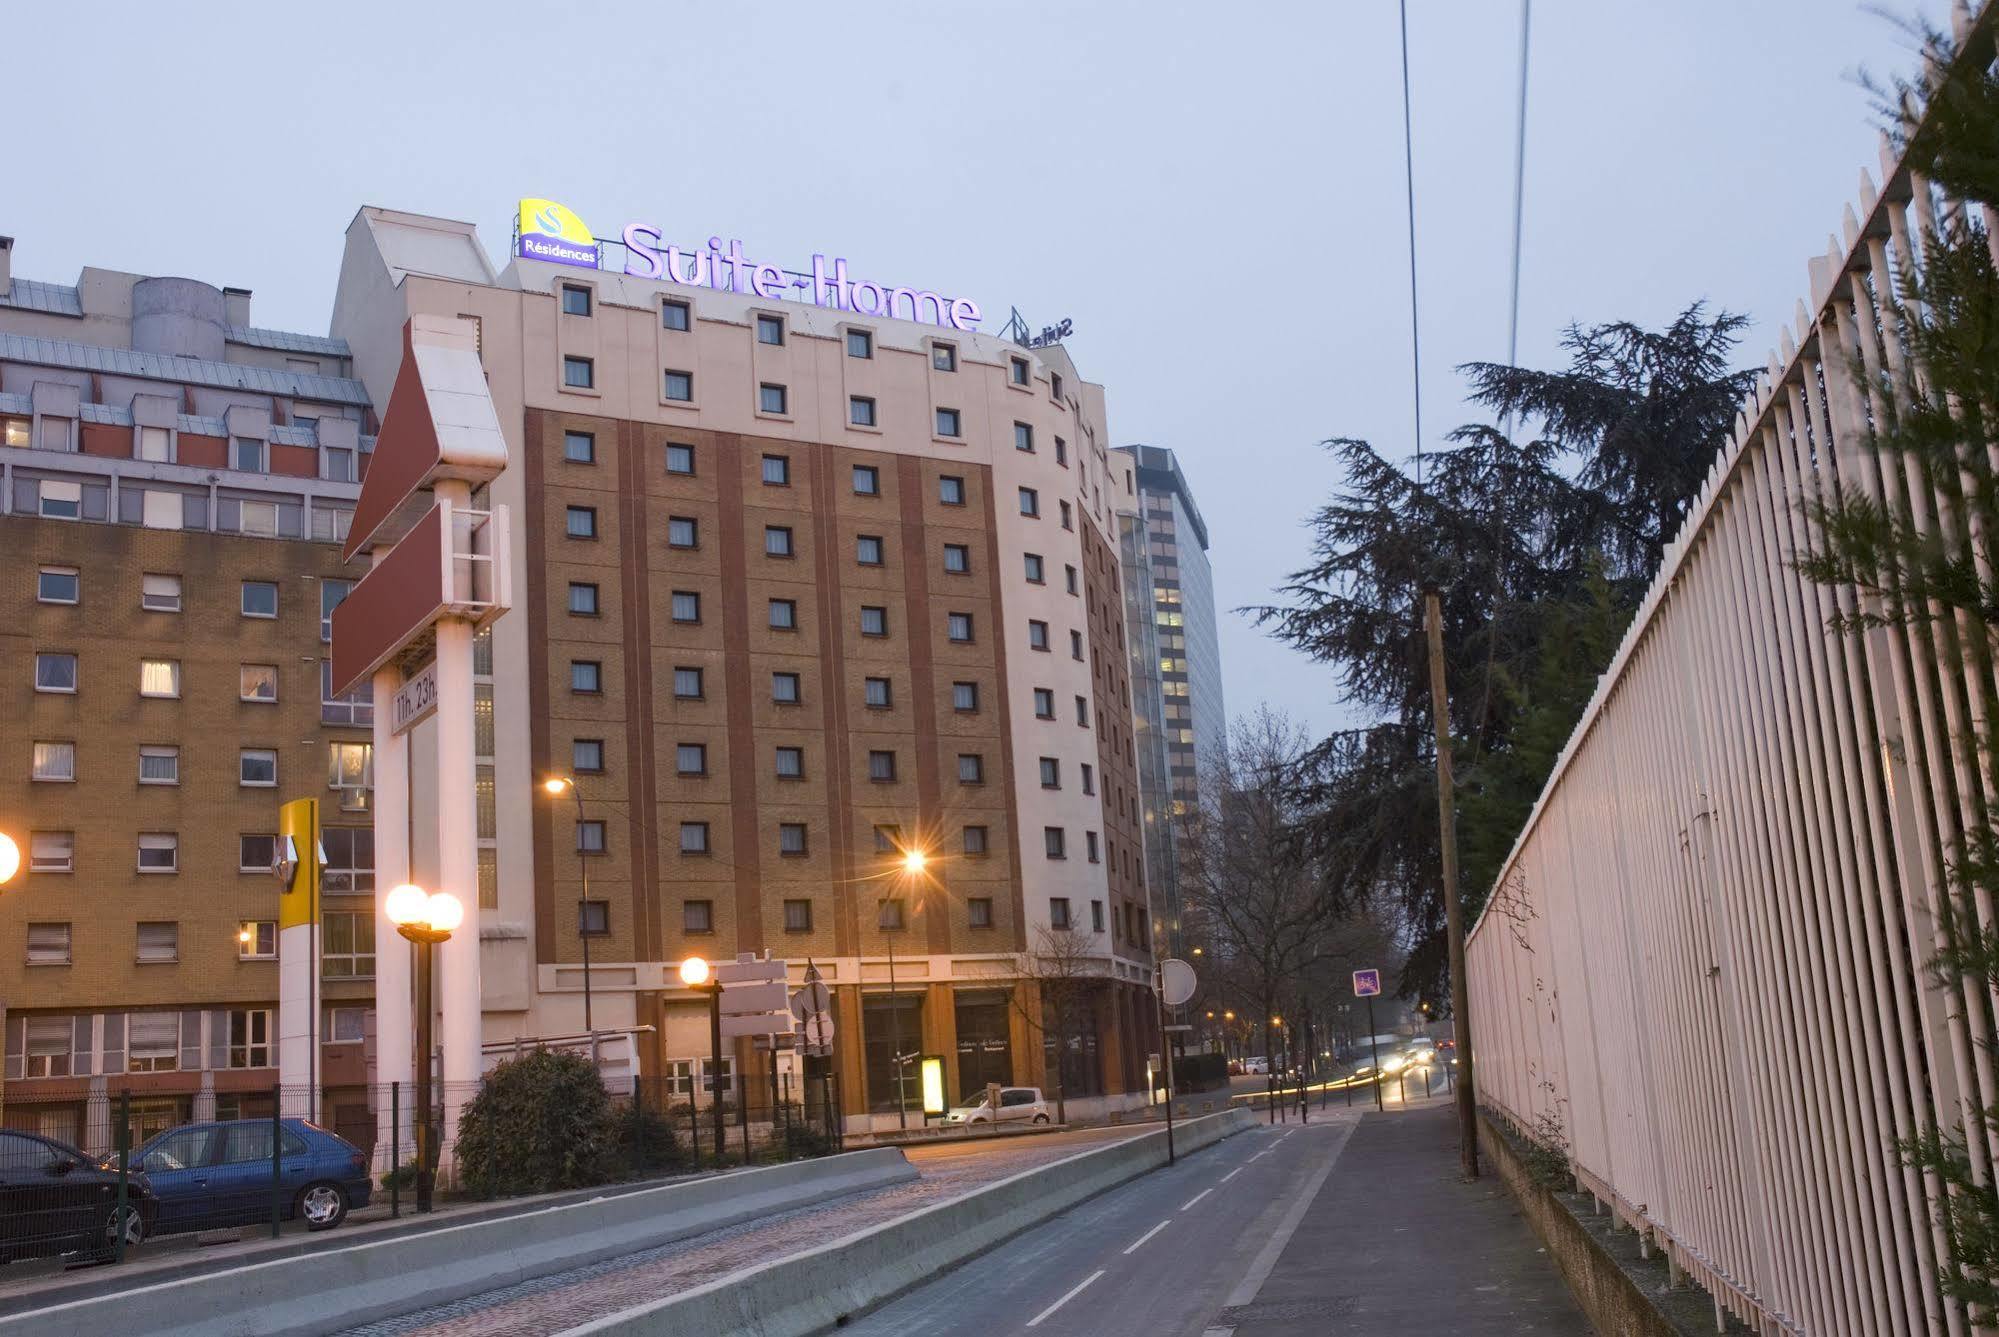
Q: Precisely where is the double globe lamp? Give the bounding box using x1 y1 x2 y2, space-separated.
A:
385 883 464 1212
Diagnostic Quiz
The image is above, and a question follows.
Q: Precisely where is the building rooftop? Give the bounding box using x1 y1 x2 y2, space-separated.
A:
0 328 371 405
1118 443 1210 550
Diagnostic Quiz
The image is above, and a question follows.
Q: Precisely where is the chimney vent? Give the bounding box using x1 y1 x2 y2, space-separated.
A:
222 286 251 328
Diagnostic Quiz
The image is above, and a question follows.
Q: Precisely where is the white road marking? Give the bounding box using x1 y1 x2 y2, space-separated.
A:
1219 1167 1243 1183
1181 1187 1214 1211
1122 1219 1171 1254
1027 1269 1105 1327
1224 1117 1358 1308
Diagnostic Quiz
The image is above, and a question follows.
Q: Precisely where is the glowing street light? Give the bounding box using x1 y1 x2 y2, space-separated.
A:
385 883 462 1212
680 956 725 1155
0 832 20 886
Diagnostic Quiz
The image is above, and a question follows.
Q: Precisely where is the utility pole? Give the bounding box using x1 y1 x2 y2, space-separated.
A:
1423 584 1479 1179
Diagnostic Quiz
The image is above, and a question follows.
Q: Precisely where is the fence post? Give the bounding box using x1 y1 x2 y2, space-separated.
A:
632 1076 645 1178
390 1081 401 1219
270 1082 283 1240
690 1087 701 1164
113 1089 131 1264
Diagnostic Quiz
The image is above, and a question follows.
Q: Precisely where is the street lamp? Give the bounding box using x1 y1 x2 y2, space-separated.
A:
540 776 598 1039
882 846 927 1131
0 833 19 887
680 956 726 1158
385 884 463 1212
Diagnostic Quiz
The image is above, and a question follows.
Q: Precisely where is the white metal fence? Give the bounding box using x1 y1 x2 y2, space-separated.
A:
1466 8 1999 1335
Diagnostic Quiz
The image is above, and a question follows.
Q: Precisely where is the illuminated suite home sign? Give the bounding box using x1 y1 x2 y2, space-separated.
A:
515 198 983 332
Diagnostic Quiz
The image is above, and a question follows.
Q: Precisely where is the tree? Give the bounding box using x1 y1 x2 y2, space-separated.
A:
454 1050 613 1197
1013 926 1105 1126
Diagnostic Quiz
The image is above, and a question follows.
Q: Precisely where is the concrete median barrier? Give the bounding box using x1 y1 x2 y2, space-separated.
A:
565 1106 1255 1337
3 1148 917 1337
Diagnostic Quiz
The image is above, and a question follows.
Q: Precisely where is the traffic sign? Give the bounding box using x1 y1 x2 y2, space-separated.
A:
1353 968 1382 998
722 981 791 1015
790 980 833 1019
1159 958 1198 1007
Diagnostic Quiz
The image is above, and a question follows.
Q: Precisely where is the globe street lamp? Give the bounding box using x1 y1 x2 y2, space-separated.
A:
680 956 726 1159
541 777 598 1039
0 833 20 887
386 884 463 1213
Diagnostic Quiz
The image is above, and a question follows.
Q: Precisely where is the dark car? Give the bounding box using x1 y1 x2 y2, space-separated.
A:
0 1129 154 1264
130 1119 371 1233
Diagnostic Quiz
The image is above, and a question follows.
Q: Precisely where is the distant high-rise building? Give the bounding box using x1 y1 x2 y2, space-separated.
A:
1113 444 1223 959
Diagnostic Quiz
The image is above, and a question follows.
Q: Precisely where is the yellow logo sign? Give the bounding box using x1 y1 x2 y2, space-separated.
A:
516 198 598 269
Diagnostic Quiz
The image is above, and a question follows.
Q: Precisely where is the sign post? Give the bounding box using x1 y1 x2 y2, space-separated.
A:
1156 958 1197 1164
1353 969 1384 1112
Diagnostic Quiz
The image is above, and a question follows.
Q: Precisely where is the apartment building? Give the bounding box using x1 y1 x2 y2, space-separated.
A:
330 207 1157 1123
0 237 378 1148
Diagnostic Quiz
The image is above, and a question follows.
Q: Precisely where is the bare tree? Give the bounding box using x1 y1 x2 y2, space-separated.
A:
1012 926 1103 1125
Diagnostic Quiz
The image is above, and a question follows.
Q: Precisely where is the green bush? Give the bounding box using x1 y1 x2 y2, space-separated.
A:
610 1097 685 1176
454 1050 614 1198
381 1159 419 1192
1521 1110 1572 1191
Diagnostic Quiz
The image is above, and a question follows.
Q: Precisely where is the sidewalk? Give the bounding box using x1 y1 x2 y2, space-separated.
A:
1222 1102 1588 1335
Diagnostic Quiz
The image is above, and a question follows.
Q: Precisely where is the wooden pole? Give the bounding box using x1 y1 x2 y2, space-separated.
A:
1423 585 1479 1179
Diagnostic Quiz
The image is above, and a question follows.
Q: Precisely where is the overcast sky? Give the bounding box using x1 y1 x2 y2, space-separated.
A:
8 1 1946 738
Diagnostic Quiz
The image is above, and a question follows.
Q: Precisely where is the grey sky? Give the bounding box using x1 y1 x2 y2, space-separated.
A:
8 1 1945 737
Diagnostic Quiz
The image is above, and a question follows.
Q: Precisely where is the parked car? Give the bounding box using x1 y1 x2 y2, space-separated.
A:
0 1130 154 1264
127 1119 371 1233
942 1087 1052 1126
1242 1056 1270 1076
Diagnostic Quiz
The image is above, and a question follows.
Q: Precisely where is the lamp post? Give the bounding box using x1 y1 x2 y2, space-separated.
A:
385 883 463 1213
541 777 596 1038
680 956 725 1158
882 847 927 1131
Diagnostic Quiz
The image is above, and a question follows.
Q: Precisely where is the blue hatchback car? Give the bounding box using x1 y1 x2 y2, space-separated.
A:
129 1118 371 1233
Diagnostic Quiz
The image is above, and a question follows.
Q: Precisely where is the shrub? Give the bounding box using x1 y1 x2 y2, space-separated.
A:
778 1103 838 1160
610 1097 685 1177
1521 1109 1571 1190
454 1050 614 1197
381 1159 419 1192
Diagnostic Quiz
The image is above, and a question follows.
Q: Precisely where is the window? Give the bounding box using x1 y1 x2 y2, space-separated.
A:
576 820 607 853
668 516 698 548
1081 763 1095 796
769 598 798 630
573 738 605 773
1050 896 1072 927
664 370 694 401
783 899 813 932
1034 689 1055 719
569 582 600 615
1052 372 1065 401
964 825 991 856
240 834 276 872
240 663 278 702
1019 487 1039 517
240 749 278 787
137 424 171 461
322 911 375 980
774 746 804 779
1065 565 1079 595
684 899 714 933
1086 831 1101 863
564 430 596 463
1014 422 1034 452
935 407 961 437
1060 500 1073 530
1076 695 1090 725
327 1007 368 1043
561 284 592 316
126 1013 178 1072
765 526 794 557
232 437 265 472
241 580 278 618
662 299 691 331
140 659 181 698
679 821 710 854
857 535 884 566
673 666 703 699
27 923 71 965
957 754 984 784
849 395 878 427
671 591 701 623
756 313 785 345
762 454 791 486
932 343 957 372
35 653 77 693
952 681 978 712
1029 620 1050 651
139 745 179 785
238 921 276 960
240 500 279 536
943 544 969 574
563 356 595 389
859 605 887 637
329 741 372 794
228 1009 273 1068
138 833 179 873
873 825 904 854
1071 630 1084 660
137 922 179 962
566 506 598 539
1024 553 1045 583
1039 757 1060 789
864 677 892 708
759 383 789 415
572 660 603 693
36 566 78 605
31 742 74 783
968 896 994 928
852 464 880 495
868 750 897 782
779 823 809 857
947 612 973 643
677 743 708 776
1055 437 1068 466
772 672 802 705
939 475 965 506
1010 356 1030 386
846 328 873 358
145 573 183 613
30 832 73 873
322 446 357 484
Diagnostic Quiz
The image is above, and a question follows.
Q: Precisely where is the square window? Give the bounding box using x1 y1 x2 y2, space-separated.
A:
762 454 791 486
233 438 266 472
1044 828 1066 860
772 671 802 704
964 827 991 857
943 544 969 574
1034 688 1055 719
563 430 595 463
947 612 973 643
868 750 897 783
1010 357 1030 386
935 407 961 437
569 583 600 616
139 832 179 873
864 677 891 708
932 343 957 372
240 663 279 702
677 743 708 776
1019 487 1039 517
684 899 714 933
874 825 904 855
580 901 610 937
775 746 804 779
1049 895 1071 927
573 738 605 773
140 658 181 698
137 921 179 961
765 526 794 557
563 356 595 389
673 666 703 699
143 573 183 612
952 681 978 712
957 754 984 784
1029 620 1050 651
576 819 607 853
1024 553 1044 583
566 506 597 539
759 383 789 415
241 833 277 870
769 598 798 629
37 567 78 605
240 749 278 787
1014 422 1033 452
783 898 812 931
139 745 179 784
857 535 884 566
561 285 591 316
680 822 710 854
241 581 278 618
939 475 965 506
37 479 80 519
853 464 880 495
240 500 279 536
850 396 878 427
757 314 785 345
877 898 906 931
1039 757 1060 788
671 591 701 623
30 832 73 873
572 660 603 693
31 741 74 782
28 921 72 964
779 824 809 857
666 442 695 474
664 370 694 402
138 425 171 462
35 652 78 693
668 516 698 548
968 895 994 927
860 605 887 637
662 300 691 332
846 329 873 359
